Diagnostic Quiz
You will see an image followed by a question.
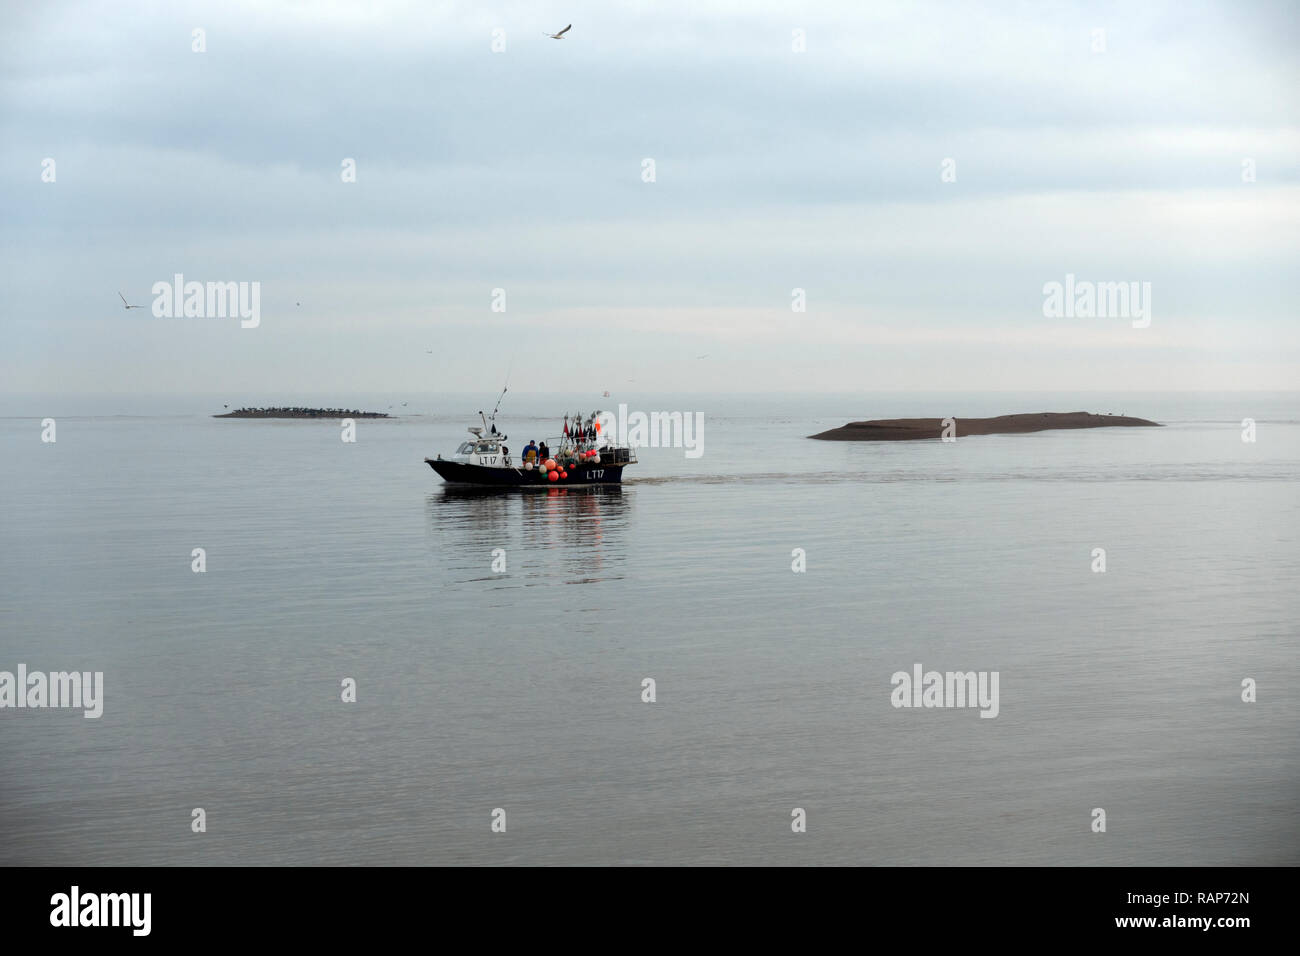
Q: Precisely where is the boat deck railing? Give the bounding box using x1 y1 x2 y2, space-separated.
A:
533 437 636 464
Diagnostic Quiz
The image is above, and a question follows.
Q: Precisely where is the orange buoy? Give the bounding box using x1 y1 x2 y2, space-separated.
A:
547 470 558 482
544 458 556 471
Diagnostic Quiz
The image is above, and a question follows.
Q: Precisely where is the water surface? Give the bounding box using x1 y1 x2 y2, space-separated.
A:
1 392 1296 865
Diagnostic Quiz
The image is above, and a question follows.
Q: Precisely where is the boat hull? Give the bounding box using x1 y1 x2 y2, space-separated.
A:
425 458 627 487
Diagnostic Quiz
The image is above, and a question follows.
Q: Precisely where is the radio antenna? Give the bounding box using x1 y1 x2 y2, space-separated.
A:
489 358 513 421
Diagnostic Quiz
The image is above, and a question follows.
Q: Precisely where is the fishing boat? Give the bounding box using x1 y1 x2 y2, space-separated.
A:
425 408 636 487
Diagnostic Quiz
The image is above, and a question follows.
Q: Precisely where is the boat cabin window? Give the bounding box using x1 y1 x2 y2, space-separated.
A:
456 442 475 455
475 441 499 454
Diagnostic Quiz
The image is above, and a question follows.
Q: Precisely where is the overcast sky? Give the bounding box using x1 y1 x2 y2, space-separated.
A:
2 0 1297 394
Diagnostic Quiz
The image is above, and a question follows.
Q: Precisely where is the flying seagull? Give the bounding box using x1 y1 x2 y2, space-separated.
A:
546 24 572 39
118 292 144 310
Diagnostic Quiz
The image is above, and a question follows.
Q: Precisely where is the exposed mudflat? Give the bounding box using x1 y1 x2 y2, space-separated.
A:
809 411 1161 441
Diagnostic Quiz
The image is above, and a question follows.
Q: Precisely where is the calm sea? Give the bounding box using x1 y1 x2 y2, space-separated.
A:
1 392 1297 865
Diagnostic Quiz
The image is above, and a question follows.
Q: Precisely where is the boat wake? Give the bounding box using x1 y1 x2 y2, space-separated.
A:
625 467 1298 485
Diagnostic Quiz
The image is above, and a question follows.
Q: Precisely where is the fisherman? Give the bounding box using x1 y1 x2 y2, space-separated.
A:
523 440 539 463
538 440 550 462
